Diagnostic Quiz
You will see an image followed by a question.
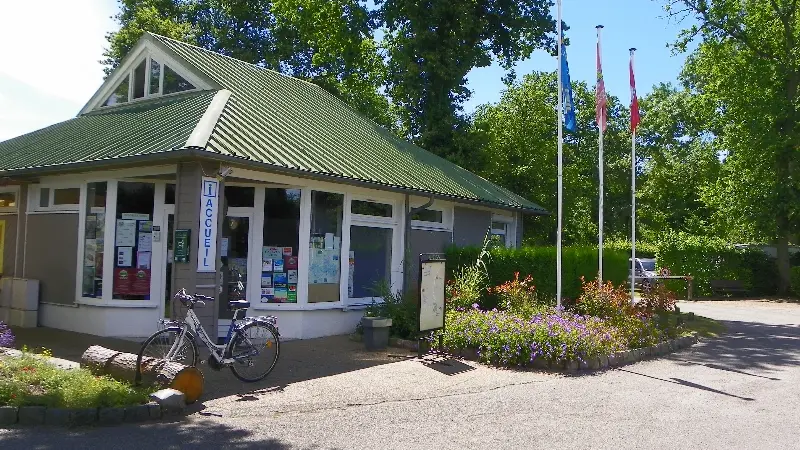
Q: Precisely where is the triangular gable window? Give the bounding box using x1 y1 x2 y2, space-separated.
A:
163 65 195 94
99 55 197 109
103 76 130 107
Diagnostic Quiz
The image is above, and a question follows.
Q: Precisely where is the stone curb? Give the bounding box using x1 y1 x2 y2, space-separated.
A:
0 402 169 428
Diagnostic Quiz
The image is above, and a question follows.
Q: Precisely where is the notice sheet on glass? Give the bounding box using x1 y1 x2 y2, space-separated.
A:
419 255 446 332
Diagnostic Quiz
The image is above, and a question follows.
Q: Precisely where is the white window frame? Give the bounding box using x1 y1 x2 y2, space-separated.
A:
409 200 453 232
491 214 516 248
346 195 402 305
74 172 175 308
0 186 19 214
28 184 82 213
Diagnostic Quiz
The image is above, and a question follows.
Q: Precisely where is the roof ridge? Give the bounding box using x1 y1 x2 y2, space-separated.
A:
146 32 324 91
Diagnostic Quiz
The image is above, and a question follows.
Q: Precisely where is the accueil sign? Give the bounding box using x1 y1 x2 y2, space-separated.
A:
197 177 219 272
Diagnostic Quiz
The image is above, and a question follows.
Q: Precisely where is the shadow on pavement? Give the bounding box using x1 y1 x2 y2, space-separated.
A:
10 327 405 404
672 319 800 372
0 420 294 450
618 369 756 401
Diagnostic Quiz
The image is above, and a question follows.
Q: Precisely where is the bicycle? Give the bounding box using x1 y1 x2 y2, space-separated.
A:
136 281 280 383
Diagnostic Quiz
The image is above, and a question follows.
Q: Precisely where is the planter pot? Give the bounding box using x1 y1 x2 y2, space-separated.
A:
361 317 393 351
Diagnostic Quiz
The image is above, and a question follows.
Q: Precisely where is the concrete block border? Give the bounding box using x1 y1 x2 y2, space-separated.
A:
0 402 170 428
384 333 700 374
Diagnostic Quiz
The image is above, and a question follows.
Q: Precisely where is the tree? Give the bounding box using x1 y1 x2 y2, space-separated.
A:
103 0 397 130
635 83 721 240
666 0 800 293
470 72 633 245
378 0 556 165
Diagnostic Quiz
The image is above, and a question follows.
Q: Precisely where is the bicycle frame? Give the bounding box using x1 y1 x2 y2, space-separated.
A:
164 306 276 365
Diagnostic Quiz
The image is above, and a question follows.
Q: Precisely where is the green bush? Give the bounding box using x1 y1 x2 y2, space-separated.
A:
656 232 779 297
446 241 491 311
791 267 800 298
0 351 150 408
363 283 419 339
604 239 658 258
445 245 629 305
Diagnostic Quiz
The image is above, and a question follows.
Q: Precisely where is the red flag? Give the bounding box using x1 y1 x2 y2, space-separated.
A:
596 38 607 133
629 50 640 131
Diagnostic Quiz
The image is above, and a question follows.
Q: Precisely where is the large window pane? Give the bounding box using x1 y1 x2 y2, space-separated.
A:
308 191 343 303
82 182 107 298
224 186 254 207
411 209 443 223
260 188 301 303
112 182 155 300
53 188 80 205
352 200 392 218
348 226 392 299
0 192 16 209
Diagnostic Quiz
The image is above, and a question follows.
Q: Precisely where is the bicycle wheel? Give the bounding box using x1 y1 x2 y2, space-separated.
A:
228 322 280 382
137 328 199 376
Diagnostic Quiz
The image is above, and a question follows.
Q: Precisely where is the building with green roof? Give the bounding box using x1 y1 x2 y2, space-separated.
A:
0 33 545 340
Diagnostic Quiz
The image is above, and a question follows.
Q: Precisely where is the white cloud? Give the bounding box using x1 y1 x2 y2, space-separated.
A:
0 0 117 105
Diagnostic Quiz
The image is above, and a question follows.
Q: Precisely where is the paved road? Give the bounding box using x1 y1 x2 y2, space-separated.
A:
3 300 799 449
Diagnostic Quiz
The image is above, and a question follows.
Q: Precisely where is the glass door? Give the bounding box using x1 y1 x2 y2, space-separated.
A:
220 213 252 323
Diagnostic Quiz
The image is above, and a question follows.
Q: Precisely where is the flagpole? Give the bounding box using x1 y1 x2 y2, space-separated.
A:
597 25 605 285
556 0 563 309
630 47 638 305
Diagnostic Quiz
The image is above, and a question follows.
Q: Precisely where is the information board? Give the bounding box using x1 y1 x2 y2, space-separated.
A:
419 254 446 333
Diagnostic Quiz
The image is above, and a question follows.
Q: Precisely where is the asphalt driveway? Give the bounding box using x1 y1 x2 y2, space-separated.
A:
2 300 799 449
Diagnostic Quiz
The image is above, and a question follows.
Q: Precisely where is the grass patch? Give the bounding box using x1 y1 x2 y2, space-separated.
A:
677 313 726 338
0 350 151 408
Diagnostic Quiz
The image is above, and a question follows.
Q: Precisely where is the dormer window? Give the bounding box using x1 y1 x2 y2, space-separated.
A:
101 55 196 107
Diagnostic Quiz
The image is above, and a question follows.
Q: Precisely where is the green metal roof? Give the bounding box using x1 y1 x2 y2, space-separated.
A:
0 32 545 213
151 34 545 213
0 91 216 172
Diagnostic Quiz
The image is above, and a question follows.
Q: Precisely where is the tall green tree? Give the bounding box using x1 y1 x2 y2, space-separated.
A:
666 0 800 293
635 83 721 239
378 0 556 165
470 72 632 245
103 0 397 129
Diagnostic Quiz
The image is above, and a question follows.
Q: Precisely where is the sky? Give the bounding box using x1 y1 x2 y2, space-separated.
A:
0 0 696 142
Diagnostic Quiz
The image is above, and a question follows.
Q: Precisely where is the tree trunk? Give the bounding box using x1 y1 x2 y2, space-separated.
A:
80 345 204 404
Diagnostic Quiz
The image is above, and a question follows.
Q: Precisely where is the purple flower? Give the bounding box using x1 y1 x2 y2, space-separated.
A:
0 321 14 348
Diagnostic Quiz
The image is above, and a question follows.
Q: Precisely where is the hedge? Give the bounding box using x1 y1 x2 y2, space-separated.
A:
792 267 800 298
445 245 629 304
656 233 779 297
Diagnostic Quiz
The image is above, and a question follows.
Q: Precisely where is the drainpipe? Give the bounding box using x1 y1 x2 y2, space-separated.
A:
403 194 434 294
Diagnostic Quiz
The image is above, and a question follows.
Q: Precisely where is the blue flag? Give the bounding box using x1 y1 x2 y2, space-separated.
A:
560 40 577 132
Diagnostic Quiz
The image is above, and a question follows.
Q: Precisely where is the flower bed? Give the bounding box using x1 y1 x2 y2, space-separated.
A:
0 349 151 409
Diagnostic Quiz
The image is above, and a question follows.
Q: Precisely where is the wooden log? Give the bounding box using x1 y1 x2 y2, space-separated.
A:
80 345 204 403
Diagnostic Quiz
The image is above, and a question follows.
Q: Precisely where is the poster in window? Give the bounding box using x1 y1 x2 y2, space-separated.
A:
138 220 152 232
261 258 273 271
116 246 133 267
121 213 150 221
137 232 152 252
115 220 136 247
283 247 293 256
285 256 298 270
85 215 97 239
262 246 283 260
287 269 298 284
273 272 287 285
84 239 97 267
113 268 151 296
261 274 272 288
273 287 288 301
273 258 284 272
137 251 151 269
287 285 297 303
95 213 105 239
309 249 340 284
